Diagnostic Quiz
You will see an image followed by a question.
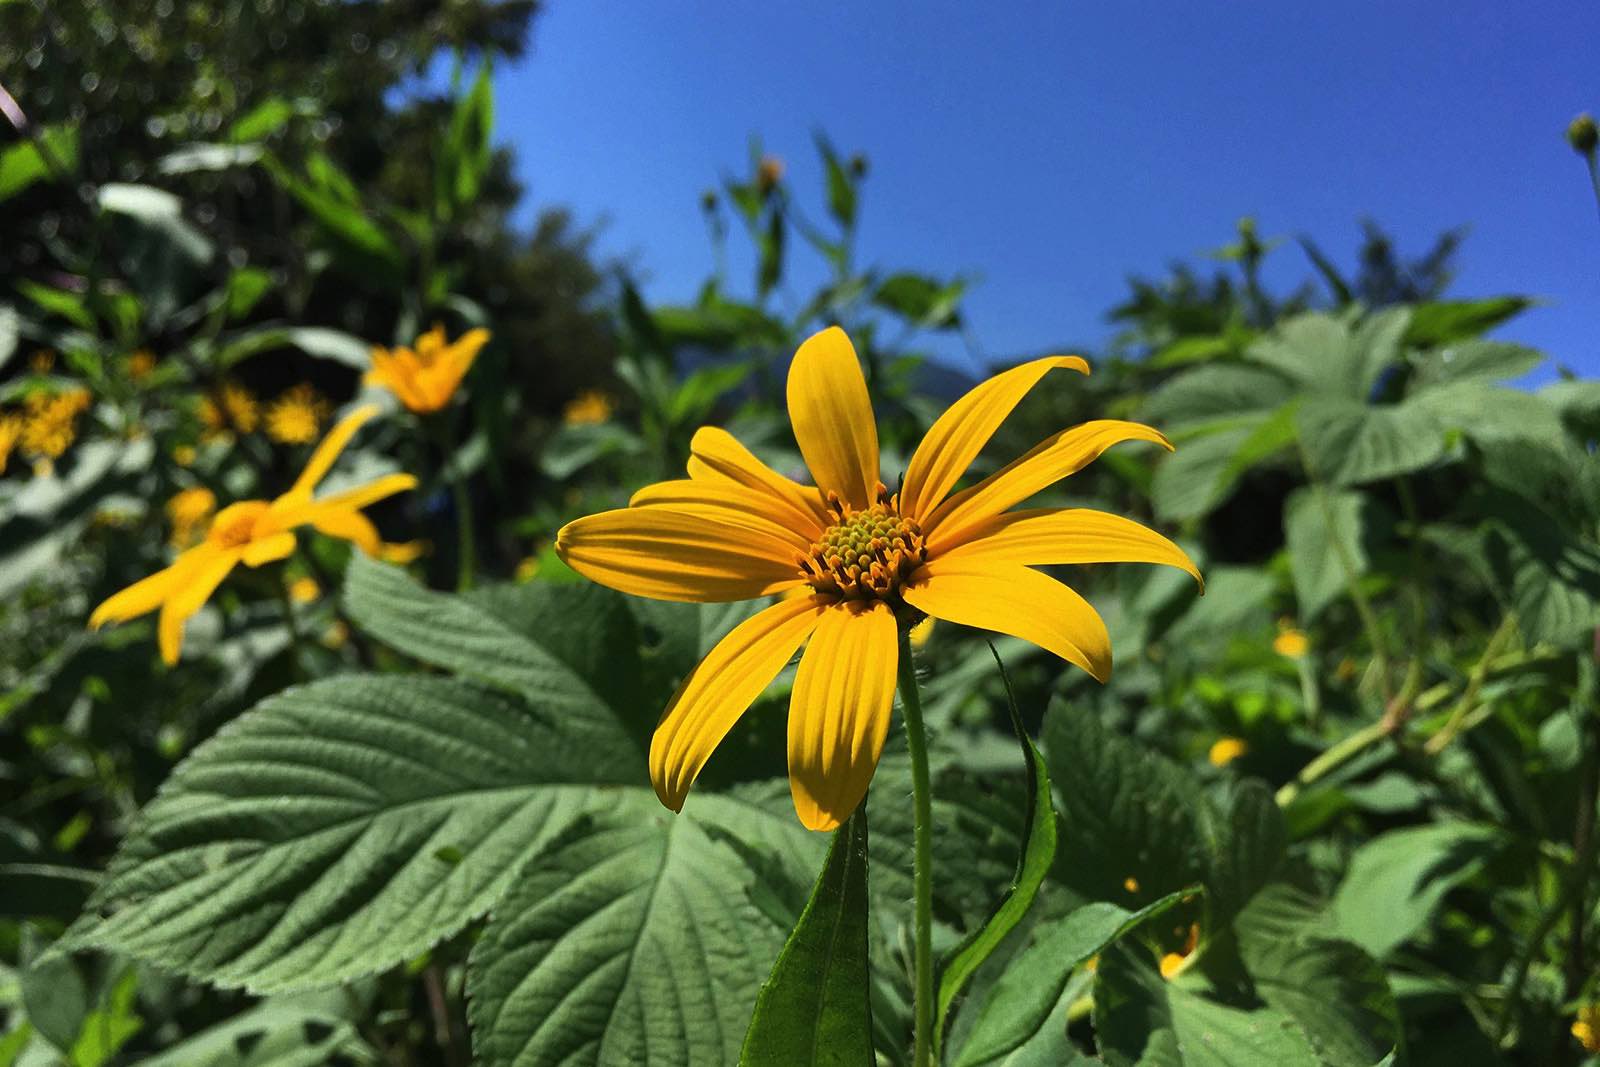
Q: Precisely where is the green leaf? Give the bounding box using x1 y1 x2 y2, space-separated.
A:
951 893 1189 1067
438 60 495 217
1482 508 1600 646
343 556 649 758
1297 236 1353 305
1404 297 1531 346
757 205 785 297
1411 340 1544 387
67 968 143 1067
1247 310 1408 400
468 801 798 1067
740 809 873 1067
1296 396 1446 486
1411 381 1567 447
0 124 78 201
1150 334 1236 368
1284 487 1372 620
816 132 857 229
228 97 307 143
133 992 368 1067
937 648 1058 1041
267 157 403 281
1143 365 1295 431
1150 423 1257 522
65 674 611 993
1330 823 1503 959
872 273 964 330
0 303 18 373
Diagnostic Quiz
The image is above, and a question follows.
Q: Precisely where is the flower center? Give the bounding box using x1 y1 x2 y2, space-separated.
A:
800 487 926 600
207 501 269 548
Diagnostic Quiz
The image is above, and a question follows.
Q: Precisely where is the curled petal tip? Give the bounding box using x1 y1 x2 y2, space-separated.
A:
1054 354 1092 376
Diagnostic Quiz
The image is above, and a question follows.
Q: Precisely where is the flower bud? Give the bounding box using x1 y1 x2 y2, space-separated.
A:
757 155 784 192
1569 113 1598 156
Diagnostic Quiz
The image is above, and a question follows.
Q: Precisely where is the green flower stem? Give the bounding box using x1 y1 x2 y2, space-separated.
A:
895 625 935 1067
430 408 475 591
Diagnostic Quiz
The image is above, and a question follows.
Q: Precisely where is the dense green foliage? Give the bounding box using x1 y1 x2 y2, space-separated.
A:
5 5 1600 1066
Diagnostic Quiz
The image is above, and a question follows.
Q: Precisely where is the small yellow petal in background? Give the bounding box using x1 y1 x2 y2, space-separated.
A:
156 547 242 665
926 420 1172 551
904 559 1112 682
563 390 614 425
309 508 382 556
241 531 296 567
1208 737 1248 767
787 600 898 831
899 355 1089 523
1274 627 1309 658
380 540 427 564
556 508 807 603
89 552 204 629
650 594 827 812
287 405 380 500
786 326 880 509
289 577 321 603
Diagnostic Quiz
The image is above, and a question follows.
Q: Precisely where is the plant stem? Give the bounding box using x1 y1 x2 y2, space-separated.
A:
896 625 935 1067
430 408 475 590
1423 615 1518 755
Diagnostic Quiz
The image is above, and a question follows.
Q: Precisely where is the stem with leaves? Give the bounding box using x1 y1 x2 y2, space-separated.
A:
895 624 935 1067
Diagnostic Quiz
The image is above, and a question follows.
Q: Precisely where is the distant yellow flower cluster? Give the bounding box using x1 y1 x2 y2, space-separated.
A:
167 486 217 548
199 383 260 439
1574 1004 1600 1052
0 387 93 474
562 390 614 425
196 381 340 446
266 383 333 444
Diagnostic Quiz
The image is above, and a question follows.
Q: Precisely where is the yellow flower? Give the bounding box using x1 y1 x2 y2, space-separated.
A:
1123 876 1141 894
128 349 156 380
20 388 91 459
1274 626 1309 659
515 555 541 582
199 383 259 437
908 616 935 648
167 486 217 548
1574 1005 1600 1052
366 324 489 413
89 406 416 665
562 390 614 426
1160 923 1201 979
173 444 197 467
555 326 1201 830
1208 736 1248 767
380 540 426 564
289 576 321 603
0 415 22 474
266 383 332 445
757 155 785 190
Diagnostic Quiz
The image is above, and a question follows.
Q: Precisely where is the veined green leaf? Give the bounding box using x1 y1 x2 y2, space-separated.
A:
1143 364 1294 430
1284 487 1379 620
740 808 873 1066
1296 396 1446 486
937 648 1057 1043
65 674 610 993
1404 297 1531 346
1330 823 1502 959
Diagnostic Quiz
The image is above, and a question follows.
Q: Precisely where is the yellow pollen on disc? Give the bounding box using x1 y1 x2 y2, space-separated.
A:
800 488 926 600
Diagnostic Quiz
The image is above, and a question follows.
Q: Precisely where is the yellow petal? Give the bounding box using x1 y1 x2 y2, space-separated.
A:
935 508 1202 589
156 546 242 665
89 551 205 628
786 326 880 508
651 594 828 811
899 355 1089 523
241 531 297 567
787 599 897 831
903 558 1111 682
556 507 807 603
311 472 419 513
286 404 380 500
444 327 489 379
309 507 382 555
925 420 1172 551
686 426 829 531
630 479 817 552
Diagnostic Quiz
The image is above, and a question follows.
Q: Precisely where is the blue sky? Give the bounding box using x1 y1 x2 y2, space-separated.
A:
485 1 1598 381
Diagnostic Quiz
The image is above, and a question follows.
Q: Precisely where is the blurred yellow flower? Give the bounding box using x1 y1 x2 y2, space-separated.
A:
199 383 259 438
1274 624 1309 659
380 540 426 564
173 444 197 467
128 349 156 380
90 406 415 665
757 154 785 190
167 486 217 548
266 383 332 445
322 619 350 650
366 324 489 413
1574 1005 1600 1052
556 326 1200 830
289 576 321 603
1160 923 1200 980
562 390 614 426
20 388 91 459
1123 876 1140 894
909 615 935 648
0 415 22 474
515 555 541 582
1208 736 1248 767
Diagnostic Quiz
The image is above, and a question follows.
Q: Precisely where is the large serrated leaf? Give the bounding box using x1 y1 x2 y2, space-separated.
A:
1143 364 1295 431
468 800 798 1067
1296 396 1445 486
740 809 873 1067
67 674 612 993
344 556 648 758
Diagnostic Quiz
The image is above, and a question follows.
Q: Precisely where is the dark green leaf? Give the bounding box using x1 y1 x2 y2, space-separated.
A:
1284 487 1373 620
1404 297 1531 347
740 809 873 1067
1330 823 1503 959
1296 396 1445 486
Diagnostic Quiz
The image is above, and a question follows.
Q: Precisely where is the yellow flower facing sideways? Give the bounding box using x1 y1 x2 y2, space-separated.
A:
366 324 490 413
90 406 416 665
556 326 1201 830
